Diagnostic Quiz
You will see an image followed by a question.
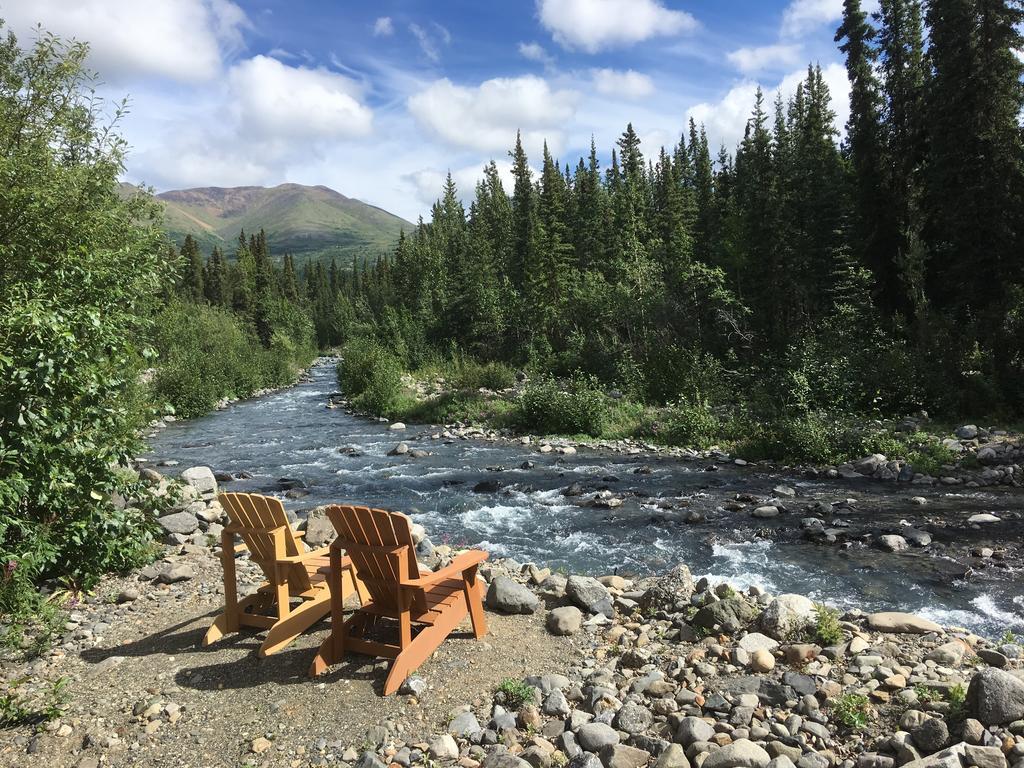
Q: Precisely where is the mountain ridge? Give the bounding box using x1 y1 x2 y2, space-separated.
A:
130 182 412 263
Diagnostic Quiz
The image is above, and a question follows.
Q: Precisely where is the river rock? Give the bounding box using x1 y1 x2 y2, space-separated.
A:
601 744 651 768
304 510 336 547
547 606 584 635
867 612 942 634
638 564 694 614
157 512 199 536
613 702 653 735
692 598 759 634
577 722 619 752
448 711 481 737
752 505 780 518
967 514 1000 524
738 633 779 653
389 422 406 430
429 735 459 759
956 425 979 440
655 744 690 768
473 479 503 493
966 668 1024 724
180 466 217 495
675 717 716 746
486 576 539 614
912 717 950 754
566 575 613 617
156 564 194 584
879 534 909 552
701 739 771 768
926 641 969 666
760 594 816 639
976 649 1008 668
388 442 409 456
746 648 773 672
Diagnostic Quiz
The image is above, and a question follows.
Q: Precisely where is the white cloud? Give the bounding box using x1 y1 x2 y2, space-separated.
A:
228 56 372 141
781 0 843 38
537 0 698 53
687 62 850 152
591 69 655 100
373 17 394 36
519 41 554 66
727 44 803 74
409 22 450 62
408 75 579 155
0 0 248 82
405 160 520 210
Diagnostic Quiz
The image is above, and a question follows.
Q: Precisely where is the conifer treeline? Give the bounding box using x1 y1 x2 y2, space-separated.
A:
335 0 1024 416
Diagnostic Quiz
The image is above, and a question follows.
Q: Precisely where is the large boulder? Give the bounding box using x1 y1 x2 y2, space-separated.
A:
303 508 336 547
966 668 1024 725
692 598 760 634
180 466 217 495
867 612 942 634
759 594 816 640
486 576 539 614
566 575 613 617
157 511 199 536
637 565 694 615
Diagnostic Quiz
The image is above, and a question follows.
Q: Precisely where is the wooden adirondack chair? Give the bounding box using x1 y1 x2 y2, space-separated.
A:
204 492 368 657
308 505 489 694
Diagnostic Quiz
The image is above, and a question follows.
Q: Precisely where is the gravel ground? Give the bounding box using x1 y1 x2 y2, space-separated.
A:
0 546 578 768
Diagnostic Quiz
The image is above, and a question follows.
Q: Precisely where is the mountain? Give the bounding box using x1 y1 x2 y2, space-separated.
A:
137 183 412 263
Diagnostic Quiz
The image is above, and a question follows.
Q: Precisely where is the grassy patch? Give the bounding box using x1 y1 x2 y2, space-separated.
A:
0 677 69 728
496 678 535 709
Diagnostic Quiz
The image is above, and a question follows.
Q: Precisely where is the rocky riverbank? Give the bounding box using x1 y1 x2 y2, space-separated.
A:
327 383 1024 491
2 469 1024 768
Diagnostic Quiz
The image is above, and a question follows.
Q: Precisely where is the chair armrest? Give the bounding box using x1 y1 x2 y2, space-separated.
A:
275 546 332 565
401 549 489 588
293 530 306 538
233 542 249 554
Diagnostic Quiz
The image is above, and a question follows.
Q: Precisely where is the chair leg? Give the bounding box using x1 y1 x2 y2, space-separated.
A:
463 568 488 639
309 612 357 677
203 594 271 647
382 604 468 695
258 592 331 657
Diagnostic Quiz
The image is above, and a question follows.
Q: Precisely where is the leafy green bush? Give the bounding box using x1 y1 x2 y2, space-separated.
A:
517 374 608 436
449 359 516 391
813 603 843 646
664 400 721 449
831 694 871 729
151 300 315 418
338 338 404 415
0 28 168 619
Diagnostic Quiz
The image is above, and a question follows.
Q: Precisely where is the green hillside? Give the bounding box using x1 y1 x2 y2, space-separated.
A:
149 183 412 263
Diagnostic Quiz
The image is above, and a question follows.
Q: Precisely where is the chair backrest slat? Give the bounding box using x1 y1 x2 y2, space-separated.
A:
218 492 312 592
326 505 421 609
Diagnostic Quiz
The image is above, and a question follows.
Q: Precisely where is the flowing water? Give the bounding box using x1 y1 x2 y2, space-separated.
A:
145 361 1024 637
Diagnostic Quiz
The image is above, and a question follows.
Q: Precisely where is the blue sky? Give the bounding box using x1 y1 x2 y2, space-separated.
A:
0 0 857 221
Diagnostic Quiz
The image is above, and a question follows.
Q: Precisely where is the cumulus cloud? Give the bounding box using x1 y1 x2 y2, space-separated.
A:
228 56 372 141
727 44 803 74
519 41 555 66
373 17 394 36
781 0 843 38
0 0 248 82
537 0 698 53
687 62 850 152
408 75 579 155
591 69 655 100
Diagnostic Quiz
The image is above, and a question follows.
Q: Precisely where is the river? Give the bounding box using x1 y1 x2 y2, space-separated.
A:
145 360 1024 638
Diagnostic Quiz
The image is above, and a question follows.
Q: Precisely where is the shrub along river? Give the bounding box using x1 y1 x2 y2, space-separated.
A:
145 361 1024 638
